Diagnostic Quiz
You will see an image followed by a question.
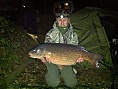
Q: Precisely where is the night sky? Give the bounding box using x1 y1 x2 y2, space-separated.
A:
0 0 118 14
28 0 118 13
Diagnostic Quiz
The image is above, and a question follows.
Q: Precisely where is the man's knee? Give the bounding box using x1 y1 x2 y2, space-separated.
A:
61 66 77 87
46 79 60 87
45 74 60 87
45 63 60 87
65 79 77 87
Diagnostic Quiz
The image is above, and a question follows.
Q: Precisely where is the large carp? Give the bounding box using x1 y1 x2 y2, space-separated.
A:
28 43 103 68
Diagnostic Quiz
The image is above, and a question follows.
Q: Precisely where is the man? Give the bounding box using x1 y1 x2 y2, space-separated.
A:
41 2 84 88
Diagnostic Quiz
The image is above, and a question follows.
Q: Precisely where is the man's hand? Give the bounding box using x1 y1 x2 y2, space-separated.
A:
40 57 51 63
40 57 47 63
77 56 84 63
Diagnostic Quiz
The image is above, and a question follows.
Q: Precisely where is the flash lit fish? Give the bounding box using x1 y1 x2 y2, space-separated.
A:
28 43 103 68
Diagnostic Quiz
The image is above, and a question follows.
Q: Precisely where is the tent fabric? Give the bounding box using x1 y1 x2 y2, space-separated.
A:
70 7 113 68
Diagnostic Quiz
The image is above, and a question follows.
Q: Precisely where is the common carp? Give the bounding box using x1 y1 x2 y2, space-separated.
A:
28 43 103 68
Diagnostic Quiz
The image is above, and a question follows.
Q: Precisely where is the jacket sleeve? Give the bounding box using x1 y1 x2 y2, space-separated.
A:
45 29 56 43
45 34 52 43
71 32 78 45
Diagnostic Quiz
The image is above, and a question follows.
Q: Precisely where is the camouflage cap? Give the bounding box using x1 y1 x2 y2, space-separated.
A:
54 1 73 18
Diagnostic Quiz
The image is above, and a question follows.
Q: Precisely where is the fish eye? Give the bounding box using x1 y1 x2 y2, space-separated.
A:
33 49 37 52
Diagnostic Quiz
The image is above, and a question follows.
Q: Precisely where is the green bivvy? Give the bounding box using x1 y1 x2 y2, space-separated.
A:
70 7 113 68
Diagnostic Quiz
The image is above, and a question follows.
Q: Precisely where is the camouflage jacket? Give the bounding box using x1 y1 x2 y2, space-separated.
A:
45 21 78 45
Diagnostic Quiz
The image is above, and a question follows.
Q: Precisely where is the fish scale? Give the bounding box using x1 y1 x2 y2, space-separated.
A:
44 44 80 64
28 43 103 68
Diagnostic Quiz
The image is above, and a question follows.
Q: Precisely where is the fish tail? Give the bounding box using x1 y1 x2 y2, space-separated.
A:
90 53 103 68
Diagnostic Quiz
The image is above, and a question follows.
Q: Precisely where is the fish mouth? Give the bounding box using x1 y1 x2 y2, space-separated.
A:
29 55 37 58
28 52 31 56
28 53 35 58
28 53 40 59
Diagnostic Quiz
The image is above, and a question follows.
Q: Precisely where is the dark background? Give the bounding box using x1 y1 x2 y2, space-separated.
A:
0 0 117 21
0 0 118 14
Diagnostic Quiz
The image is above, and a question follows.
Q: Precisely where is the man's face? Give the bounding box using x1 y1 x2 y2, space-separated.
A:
56 17 69 27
